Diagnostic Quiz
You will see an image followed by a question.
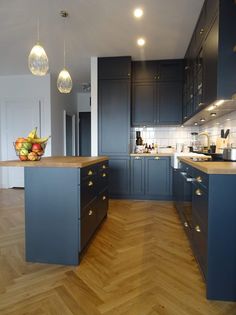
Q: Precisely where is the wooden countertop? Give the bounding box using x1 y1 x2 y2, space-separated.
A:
179 157 236 174
130 153 173 157
0 156 109 168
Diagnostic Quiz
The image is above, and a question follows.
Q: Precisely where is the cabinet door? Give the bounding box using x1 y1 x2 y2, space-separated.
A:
145 157 171 198
99 79 130 155
132 61 158 82
195 3 206 53
205 0 218 35
159 60 183 81
202 17 218 105
132 82 157 126
158 82 182 124
98 57 131 80
130 157 145 195
109 157 130 197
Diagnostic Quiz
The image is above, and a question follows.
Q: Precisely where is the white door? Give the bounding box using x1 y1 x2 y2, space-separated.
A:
2 98 41 187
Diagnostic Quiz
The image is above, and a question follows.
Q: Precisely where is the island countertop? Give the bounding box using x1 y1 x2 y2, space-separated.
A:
0 156 109 168
179 157 236 174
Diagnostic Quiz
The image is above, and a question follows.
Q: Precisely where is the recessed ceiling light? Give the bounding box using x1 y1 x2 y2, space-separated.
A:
226 118 231 121
181 125 184 128
137 38 145 46
194 122 198 126
200 118 205 122
134 8 143 18
216 122 220 125
210 113 217 117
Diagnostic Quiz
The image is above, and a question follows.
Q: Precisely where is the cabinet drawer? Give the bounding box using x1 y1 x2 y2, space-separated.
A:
79 200 97 251
98 161 109 172
81 164 97 179
81 176 98 210
97 169 109 192
192 183 208 234
193 169 208 190
96 189 109 224
192 214 208 279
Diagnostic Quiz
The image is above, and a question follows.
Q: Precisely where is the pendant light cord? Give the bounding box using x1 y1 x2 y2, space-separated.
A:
37 17 40 43
63 14 66 69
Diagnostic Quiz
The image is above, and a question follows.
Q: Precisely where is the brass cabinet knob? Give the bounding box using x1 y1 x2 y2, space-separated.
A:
102 165 106 169
196 176 202 183
88 170 93 176
102 173 107 178
89 210 93 216
200 28 204 35
155 157 160 160
184 222 189 228
88 181 93 187
195 225 201 233
135 156 140 160
102 196 106 201
195 189 202 196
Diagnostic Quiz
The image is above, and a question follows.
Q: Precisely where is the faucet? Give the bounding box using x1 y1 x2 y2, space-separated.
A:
198 132 210 151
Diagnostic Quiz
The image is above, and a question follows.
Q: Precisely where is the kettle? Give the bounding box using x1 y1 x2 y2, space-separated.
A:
223 148 236 161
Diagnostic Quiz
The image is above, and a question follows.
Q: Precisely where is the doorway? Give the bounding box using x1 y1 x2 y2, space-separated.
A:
79 112 91 156
63 111 76 156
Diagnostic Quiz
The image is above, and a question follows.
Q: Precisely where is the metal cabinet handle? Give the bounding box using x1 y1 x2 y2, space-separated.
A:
102 173 107 178
195 225 201 233
196 176 202 183
155 157 160 160
200 28 204 35
88 181 93 187
195 189 202 196
135 156 141 160
102 165 106 169
89 210 93 216
102 196 106 201
184 222 189 228
88 170 93 176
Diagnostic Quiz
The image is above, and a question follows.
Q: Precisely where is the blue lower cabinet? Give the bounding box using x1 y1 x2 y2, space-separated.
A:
24 162 109 266
130 156 145 195
130 156 172 200
109 156 130 197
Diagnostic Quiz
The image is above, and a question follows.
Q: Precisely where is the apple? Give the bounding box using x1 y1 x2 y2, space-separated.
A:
28 152 38 161
19 155 28 161
32 143 42 153
15 138 27 151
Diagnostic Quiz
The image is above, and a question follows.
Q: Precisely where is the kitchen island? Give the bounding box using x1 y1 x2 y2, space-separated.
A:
173 157 236 301
0 156 109 265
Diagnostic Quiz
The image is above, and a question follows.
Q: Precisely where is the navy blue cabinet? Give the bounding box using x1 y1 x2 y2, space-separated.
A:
130 156 145 196
109 156 130 197
145 157 172 199
98 56 131 80
131 156 172 200
132 60 183 126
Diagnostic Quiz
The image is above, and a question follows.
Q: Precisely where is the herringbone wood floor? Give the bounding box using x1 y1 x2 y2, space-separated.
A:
0 189 236 315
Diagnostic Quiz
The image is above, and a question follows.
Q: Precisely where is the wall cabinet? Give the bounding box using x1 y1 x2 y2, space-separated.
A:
131 156 172 200
98 56 131 80
132 60 183 126
173 162 236 301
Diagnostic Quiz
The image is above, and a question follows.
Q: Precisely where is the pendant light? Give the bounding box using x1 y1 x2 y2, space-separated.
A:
57 11 73 93
28 18 49 76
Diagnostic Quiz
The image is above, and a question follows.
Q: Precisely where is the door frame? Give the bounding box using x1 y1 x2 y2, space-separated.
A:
63 110 76 156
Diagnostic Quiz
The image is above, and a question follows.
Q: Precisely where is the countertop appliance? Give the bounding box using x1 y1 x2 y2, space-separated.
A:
223 148 236 161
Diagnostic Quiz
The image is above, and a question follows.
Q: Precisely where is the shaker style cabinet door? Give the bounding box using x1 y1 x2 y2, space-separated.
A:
98 79 130 155
132 82 157 126
98 56 131 80
108 157 130 197
130 157 145 195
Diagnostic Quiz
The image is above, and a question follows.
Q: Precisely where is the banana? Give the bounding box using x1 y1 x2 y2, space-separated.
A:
27 127 38 140
32 136 50 144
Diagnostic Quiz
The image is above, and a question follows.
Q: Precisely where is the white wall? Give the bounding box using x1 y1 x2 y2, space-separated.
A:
77 92 91 112
50 74 77 155
0 74 51 188
91 57 98 156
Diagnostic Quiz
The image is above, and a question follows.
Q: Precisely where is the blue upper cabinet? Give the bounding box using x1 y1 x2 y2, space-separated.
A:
98 57 131 156
98 56 131 80
131 60 183 126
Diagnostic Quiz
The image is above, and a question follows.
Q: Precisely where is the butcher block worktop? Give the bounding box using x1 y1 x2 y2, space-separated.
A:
0 156 108 168
179 157 236 174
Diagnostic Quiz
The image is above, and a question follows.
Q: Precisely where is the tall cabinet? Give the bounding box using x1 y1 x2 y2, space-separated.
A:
98 57 131 197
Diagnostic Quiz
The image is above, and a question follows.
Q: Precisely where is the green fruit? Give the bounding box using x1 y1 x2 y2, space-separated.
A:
19 148 28 156
22 142 32 150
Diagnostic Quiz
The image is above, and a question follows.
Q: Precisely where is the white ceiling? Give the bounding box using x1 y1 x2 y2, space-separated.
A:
0 0 204 91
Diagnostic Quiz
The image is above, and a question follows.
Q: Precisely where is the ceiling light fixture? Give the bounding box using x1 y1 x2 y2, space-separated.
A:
137 38 145 46
210 113 217 117
57 11 73 94
194 122 198 126
134 8 143 18
200 118 206 122
28 18 49 76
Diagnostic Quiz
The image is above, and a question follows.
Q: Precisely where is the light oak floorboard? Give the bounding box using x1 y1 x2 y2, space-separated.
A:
0 189 235 315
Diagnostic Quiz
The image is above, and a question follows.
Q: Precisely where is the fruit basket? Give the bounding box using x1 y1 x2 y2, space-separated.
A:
13 128 49 161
